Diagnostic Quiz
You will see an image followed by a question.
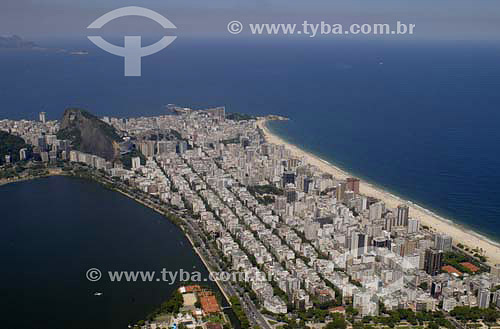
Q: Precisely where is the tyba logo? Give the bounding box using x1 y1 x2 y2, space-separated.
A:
87 6 177 76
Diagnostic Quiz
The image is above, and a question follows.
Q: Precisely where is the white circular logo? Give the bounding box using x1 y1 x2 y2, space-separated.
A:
86 268 102 282
227 21 244 34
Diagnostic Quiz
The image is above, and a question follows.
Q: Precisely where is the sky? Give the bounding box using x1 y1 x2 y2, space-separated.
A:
2 0 500 40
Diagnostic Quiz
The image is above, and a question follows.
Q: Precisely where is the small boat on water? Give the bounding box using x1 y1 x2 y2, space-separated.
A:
94 292 103 296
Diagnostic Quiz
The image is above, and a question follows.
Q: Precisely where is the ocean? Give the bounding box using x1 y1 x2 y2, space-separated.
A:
1 37 499 241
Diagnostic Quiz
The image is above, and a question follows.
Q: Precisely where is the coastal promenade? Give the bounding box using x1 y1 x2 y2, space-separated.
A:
183 224 233 305
97 175 236 306
258 118 500 266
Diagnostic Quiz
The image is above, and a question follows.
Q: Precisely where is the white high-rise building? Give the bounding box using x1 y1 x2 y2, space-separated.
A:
396 204 409 226
443 297 457 312
131 156 141 170
407 218 420 234
490 264 500 281
39 111 46 123
369 201 384 220
478 289 491 309
434 233 453 252
350 231 366 258
19 148 27 161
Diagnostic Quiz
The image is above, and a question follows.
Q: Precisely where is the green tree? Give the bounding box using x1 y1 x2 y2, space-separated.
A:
325 314 347 329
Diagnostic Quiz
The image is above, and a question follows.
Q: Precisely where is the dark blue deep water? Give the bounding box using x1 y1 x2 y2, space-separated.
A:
0 176 215 329
0 39 499 240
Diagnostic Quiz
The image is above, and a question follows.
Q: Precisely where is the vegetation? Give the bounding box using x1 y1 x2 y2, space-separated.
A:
418 282 428 291
229 296 250 329
246 184 283 205
0 161 52 179
349 276 363 287
269 281 289 307
165 212 184 227
120 148 146 169
221 137 240 145
363 309 454 328
450 306 500 322
56 127 83 149
170 129 183 141
0 131 31 164
225 112 256 121
296 307 329 323
442 251 485 274
325 314 347 329
248 184 284 196
144 289 184 321
147 131 181 141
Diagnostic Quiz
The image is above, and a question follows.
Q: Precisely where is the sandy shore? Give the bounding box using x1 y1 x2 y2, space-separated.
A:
257 119 500 266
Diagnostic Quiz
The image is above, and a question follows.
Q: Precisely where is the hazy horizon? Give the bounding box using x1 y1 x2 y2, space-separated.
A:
3 0 500 40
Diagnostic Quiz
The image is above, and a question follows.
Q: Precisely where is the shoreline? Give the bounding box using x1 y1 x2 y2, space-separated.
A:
258 118 500 266
1 172 233 305
0 169 68 186
183 229 232 306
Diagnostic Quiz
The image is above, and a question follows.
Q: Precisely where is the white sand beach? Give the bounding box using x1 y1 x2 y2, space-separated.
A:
257 118 500 266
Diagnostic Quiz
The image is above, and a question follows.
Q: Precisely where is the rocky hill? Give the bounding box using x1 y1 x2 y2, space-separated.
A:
57 108 121 161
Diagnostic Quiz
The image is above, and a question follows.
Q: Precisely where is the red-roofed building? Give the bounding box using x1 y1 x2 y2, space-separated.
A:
460 262 480 273
329 306 346 315
199 292 220 315
442 265 462 276
184 285 202 293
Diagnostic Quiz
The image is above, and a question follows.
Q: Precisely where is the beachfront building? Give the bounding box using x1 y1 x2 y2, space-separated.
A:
434 233 453 252
5 106 496 324
424 248 443 276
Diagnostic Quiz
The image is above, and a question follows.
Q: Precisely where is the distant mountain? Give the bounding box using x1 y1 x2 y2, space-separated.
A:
57 108 121 161
0 35 37 49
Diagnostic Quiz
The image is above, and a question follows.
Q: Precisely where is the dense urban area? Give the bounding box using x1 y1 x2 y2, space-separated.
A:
1 106 500 329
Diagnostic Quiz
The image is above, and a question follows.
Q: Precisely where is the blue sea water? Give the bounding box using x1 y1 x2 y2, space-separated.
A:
1 37 500 243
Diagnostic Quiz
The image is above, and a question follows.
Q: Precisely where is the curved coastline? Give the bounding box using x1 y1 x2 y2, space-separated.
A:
258 118 500 265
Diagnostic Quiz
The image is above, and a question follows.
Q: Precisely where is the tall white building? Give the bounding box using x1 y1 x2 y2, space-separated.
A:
369 201 384 220
132 156 141 170
39 111 46 123
19 148 27 161
407 218 420 234
490 264 500 281
396 204 409 226
434 233 452 252
350 231 366 258
478 289 491 309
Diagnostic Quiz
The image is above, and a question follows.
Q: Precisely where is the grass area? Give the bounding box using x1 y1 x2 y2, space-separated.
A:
205 314 224 323
442 251 485 274
154 314 171 322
